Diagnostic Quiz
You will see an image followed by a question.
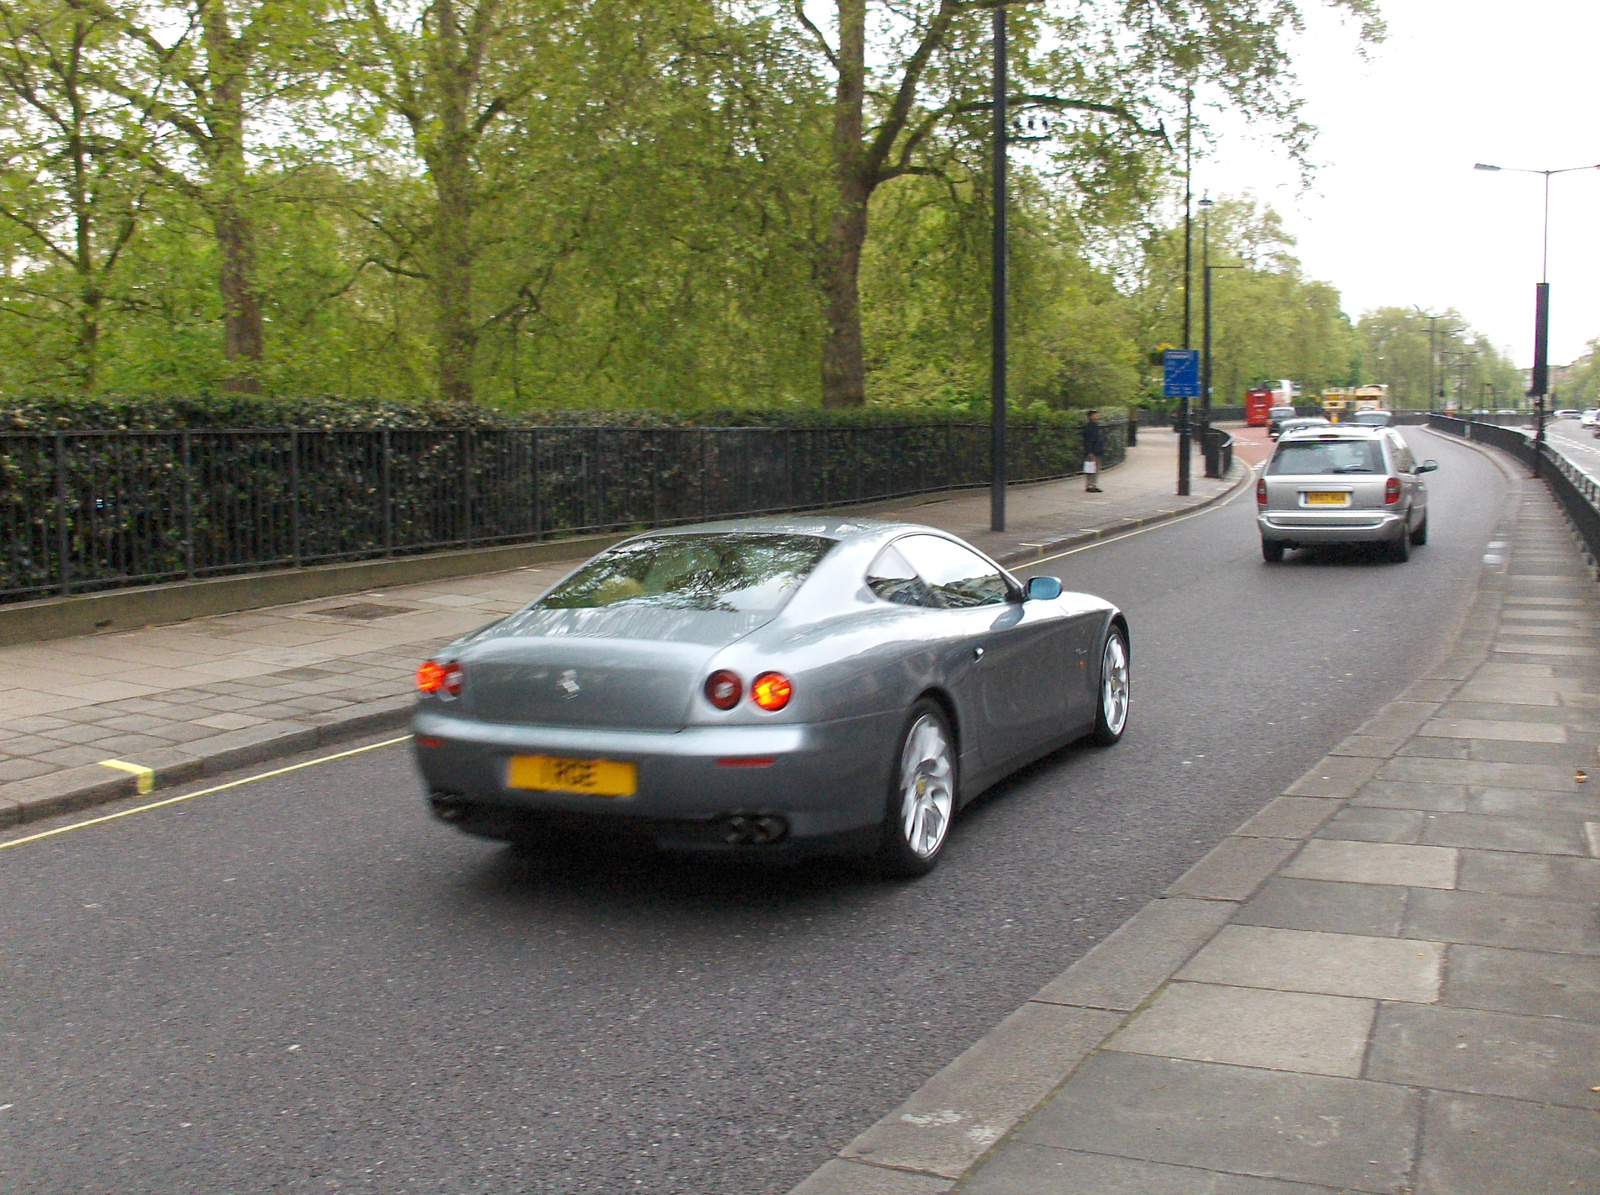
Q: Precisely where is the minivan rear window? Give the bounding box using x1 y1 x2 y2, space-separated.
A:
1268 439 1386 476
541 533 834 612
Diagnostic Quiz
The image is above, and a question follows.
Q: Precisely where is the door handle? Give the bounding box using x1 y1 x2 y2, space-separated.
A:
973 646 985 660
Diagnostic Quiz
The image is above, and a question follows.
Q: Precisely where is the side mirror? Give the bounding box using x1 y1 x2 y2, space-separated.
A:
1417 460 1439 474
1025 575 1063 601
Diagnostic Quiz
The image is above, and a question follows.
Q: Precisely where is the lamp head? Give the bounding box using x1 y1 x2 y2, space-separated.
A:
1198 195 1213 208
1473 163 1501 171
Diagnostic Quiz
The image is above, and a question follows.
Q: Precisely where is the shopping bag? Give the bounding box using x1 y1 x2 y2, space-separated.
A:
1083 459 1098 475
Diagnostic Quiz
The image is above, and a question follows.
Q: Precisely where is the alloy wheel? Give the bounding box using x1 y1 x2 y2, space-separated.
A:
898 714 955 859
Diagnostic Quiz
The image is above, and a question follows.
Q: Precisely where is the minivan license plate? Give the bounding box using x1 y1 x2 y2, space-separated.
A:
1305 491 1349 506
507 754 637 797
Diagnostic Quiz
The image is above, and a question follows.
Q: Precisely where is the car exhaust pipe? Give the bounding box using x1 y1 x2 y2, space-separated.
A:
429 792 470 824
718 814 789 845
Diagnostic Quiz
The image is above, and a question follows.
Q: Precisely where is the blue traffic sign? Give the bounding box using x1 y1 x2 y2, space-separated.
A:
1163 350 1201 399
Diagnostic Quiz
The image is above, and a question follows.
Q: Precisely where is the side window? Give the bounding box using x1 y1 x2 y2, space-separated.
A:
866 544 936 607
1389 434 1414 473
895 535 1009 608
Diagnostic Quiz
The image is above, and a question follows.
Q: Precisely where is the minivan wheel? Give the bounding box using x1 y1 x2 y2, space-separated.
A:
1262 539 1285 563
1092 629 1130 746
1389 528 1411 562
1410 513 1428 545
877 699 956 878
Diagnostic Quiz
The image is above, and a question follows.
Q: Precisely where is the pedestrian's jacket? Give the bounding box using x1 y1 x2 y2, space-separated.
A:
1082 422 1105 456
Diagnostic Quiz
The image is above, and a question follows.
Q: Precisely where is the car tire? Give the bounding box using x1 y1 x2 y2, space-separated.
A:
1092 627 1131 746
877 699 958 878
1262 539 1285 563
1389 529 1411 563
1410 512 1428 545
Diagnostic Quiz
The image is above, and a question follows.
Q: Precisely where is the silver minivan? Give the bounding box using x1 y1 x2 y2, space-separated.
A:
1257 426 1436 563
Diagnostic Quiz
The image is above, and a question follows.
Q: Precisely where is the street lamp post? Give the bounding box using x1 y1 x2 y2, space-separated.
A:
1197 196 1243 478
1474 160 1600 477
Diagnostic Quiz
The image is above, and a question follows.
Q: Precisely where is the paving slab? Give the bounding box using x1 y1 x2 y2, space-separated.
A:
1413 1091 1600 1195
1232 797 1339 840
1164 837 1298 901
963 1143 1350 1195
1349 780 1469 813
1013 1053 1420 1194
1402 887 1600 953
839 1003 1122 1179
1105 982 1375 1076
1281 839 1458 889
1232 878 1407 937
788 1159 953 1195
1284 755 1383 798
1176 925 1443 1003
1315 806 1425 843
1442 944 1600 1022
1419 812 1590 856
1468 785 1600 820
1032 897 1237 1012
1366 1003 1600 1110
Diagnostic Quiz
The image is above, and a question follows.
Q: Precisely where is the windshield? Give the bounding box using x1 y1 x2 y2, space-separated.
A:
1269 439 1387 476
540 533 834 612
1270 407 1296 418
1352 411 1390 425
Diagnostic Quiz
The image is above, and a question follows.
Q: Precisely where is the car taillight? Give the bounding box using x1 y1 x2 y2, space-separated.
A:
750 672 793 711
1385 477 1402 505
416 660 462 697
1256 478 1267 504
705 669 742 710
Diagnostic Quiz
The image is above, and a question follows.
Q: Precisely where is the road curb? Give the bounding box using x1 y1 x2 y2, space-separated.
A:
991 459 1255 570
784 430 1515 1195
0 698 414 830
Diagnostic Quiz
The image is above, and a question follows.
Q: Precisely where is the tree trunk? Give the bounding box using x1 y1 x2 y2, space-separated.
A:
201 2 263 394
427 0 478 404
819 0 870 409
214 192 263 393
432 150 477 404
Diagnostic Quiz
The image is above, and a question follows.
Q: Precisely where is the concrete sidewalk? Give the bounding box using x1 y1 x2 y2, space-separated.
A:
794 440 1600 1195
0 430 1250 827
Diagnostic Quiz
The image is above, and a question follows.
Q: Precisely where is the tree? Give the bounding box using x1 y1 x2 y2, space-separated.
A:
64 0 328 392
0 0 148 388
789 0 1381 407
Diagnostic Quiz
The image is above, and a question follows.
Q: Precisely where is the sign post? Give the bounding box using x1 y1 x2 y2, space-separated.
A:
1164 349 1201 496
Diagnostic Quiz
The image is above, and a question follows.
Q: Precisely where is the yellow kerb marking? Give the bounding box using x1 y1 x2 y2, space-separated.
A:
2 736 412 852
99 759 154 794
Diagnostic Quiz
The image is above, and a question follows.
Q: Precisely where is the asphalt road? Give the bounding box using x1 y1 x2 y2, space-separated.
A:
1541 416 1600 482
0 428 1509 1194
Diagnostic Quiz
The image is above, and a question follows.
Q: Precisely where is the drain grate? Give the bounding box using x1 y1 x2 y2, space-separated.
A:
317 602 412 621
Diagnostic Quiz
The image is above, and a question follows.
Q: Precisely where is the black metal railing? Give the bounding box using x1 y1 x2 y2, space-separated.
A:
0 421 1123 603
1428 413 1600 565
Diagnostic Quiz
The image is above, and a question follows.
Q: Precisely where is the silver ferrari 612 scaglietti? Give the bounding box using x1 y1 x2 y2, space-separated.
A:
411 518 1129 875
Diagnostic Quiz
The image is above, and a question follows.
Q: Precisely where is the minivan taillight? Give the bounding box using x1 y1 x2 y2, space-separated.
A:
1385 477 1402 505
1256 478 1267 504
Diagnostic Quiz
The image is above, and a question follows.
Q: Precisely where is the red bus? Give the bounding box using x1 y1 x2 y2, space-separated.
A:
1245 389 1273 426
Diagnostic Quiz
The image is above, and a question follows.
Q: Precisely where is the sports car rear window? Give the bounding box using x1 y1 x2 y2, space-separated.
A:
540 533 834 613
1268 440 1386 476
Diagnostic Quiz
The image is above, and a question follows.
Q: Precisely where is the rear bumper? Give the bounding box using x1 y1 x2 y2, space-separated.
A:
1258 509 1407 545
410 707 899 849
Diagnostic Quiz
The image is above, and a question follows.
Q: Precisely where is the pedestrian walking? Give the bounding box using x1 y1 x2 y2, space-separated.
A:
1082 410 1105 492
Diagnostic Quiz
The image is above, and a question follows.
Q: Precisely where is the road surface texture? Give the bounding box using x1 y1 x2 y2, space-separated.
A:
0 429 1506 1193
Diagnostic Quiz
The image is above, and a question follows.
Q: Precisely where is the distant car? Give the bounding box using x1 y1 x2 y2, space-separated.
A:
1266 405 1299 438
1554 409 1580 420
1350 409 1393 427
411 519 1130 876
1258 427 1435 564
1580 409 1599 427
1276 416 1332 439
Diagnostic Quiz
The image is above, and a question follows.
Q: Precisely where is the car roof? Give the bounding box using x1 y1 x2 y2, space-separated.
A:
606 515 984 553
1278 425 1387 441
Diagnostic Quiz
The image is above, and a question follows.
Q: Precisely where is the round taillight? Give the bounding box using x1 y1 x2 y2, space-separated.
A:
1385 477 1402 505
416 660 462 698
705 670 742 710
1256 478 1267 504
750 672 793 712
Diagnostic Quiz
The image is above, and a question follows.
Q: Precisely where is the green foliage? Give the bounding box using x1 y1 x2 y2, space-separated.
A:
1355 307 1520 410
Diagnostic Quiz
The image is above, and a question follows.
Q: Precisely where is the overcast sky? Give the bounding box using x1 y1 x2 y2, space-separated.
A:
1201 0 1600 368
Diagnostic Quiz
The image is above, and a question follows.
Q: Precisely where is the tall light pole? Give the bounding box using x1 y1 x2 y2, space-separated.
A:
1198 196 1212 448
1413 307 1441 411
1474 160 1600 476
990 3 1007 532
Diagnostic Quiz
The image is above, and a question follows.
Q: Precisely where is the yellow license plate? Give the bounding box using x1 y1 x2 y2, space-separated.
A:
506 754 637 797
1305 491 1350 506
